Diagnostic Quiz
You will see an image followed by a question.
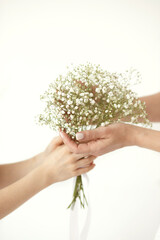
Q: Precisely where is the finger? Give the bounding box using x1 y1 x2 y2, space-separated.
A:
59 130 97 154
59 130 79 153
74 163 96 176
75 126 111 142
60 130 106 154
45 136 64 154
72 153 91 161
50 136 64 148
59 130 91 154
75 156 97 169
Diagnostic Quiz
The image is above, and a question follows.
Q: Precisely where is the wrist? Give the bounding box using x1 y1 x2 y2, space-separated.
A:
124 124 139 147
31 165 48 191
32 152 45 167
39 161 57 188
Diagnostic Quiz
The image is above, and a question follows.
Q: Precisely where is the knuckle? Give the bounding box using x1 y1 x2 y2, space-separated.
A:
63 145 70 153
87 131 93 140
87 144 92 154
74 147 80 154
74 149 79 154
79 159 85 166
70 155 76 163
85 158 91 165
85 131 90 140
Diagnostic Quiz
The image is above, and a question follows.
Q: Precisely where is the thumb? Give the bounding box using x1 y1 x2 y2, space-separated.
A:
76 126 108 142
46 136 63 153
53 136 64 146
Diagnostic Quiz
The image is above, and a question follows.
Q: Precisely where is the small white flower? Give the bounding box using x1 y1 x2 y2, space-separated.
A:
70 88 74 92
128 99 132 105
67 100 73 105
124 105 128 109
126 94 130 99
102 87 107 93
108 91 113 97
106 76 110 82
95 88 101 93
90 99 95 105
89 93 93 97
88 74 95 81
84 99 88 103
76 99 80 105
134 102 138 107
131 116 135 122
66 127 71 132
93 115 98 120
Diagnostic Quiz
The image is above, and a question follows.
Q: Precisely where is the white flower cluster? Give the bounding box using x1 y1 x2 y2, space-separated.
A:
37 63 150 139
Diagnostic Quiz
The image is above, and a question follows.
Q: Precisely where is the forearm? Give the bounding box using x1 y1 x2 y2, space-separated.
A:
0 165 48 219
140 92 160 122
0 152 44 189
127 124 160 152
114 92 160 124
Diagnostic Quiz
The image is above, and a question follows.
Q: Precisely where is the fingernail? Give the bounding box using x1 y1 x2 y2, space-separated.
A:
76 133 84 140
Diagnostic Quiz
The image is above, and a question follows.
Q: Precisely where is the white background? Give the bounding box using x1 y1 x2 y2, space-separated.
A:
0 0 160 239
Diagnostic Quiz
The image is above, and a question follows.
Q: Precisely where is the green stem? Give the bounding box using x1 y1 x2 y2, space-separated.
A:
67 175 88 210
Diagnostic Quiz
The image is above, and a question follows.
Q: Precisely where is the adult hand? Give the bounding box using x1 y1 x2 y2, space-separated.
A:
59 123 136 156
0 136 96 220
41 136 96 185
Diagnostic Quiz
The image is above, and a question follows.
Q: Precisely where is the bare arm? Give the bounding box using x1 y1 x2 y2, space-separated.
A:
59 92 160 155
0 164 46 219
133 124 160 152
60 123 160 156
140 92 160 122
0 137 95 219
0 153 44 189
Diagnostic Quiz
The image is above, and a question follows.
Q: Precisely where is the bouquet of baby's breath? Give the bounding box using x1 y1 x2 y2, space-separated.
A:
37 62 150 209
